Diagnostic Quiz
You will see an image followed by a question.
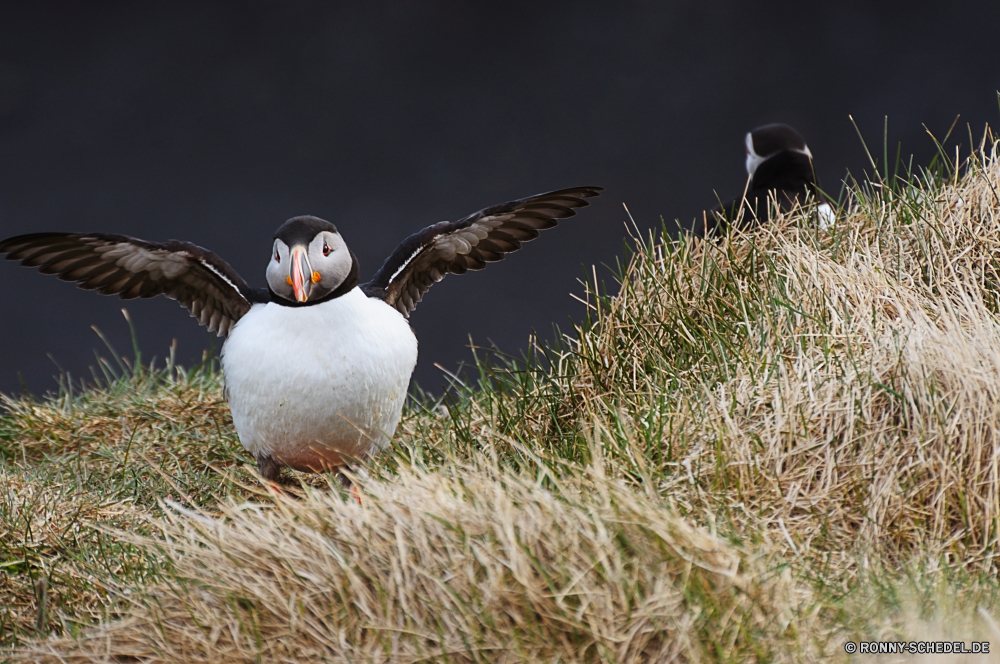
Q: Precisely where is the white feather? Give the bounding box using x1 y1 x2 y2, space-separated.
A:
221 288 418 466
817 203 835 230
745 132 765 177
199 259 241 294
388 245 425 285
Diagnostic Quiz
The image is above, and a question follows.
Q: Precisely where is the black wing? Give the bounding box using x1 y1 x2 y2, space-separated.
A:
361 186 603 317
0 232 265 336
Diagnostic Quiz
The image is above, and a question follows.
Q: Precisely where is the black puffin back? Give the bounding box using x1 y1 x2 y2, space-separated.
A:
749 123 808 159
700 124 823 236
749 150 818 194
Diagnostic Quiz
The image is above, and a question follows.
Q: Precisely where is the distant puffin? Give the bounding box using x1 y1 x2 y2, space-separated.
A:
701 123 833 235
0 186 602 481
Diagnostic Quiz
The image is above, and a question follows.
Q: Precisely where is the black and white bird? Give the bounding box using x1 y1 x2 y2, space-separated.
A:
0 186 602 481
699 123 833 235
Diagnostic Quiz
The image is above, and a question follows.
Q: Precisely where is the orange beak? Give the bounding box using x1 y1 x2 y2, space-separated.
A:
289 246 311 303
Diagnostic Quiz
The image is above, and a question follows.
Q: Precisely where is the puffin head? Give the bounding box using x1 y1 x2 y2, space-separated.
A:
745 123 813 178
267 216 356 303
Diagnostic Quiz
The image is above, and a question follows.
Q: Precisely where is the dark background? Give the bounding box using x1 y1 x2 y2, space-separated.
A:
1 2 999 396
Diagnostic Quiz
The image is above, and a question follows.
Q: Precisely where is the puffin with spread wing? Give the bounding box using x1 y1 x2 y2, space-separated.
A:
0 186 602 481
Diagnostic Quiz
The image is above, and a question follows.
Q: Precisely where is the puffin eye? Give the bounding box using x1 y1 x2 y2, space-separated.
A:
274 249 280 262
322 241 331 257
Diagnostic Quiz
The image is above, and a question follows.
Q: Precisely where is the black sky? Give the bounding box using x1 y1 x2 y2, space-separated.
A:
1 1 999 396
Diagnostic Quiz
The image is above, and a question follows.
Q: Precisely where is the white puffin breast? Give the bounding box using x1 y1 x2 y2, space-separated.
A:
221 287 418 462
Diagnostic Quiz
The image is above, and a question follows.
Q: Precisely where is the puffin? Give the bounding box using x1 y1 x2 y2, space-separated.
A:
0 186 602 482
699 123 833 235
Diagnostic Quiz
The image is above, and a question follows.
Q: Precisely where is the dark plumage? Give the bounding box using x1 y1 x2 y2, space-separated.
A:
696 123 830 236
274 215 339 246
362 186 603 316
0 233 262 336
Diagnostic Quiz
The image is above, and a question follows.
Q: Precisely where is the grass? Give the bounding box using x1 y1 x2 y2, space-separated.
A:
4 126 1000 661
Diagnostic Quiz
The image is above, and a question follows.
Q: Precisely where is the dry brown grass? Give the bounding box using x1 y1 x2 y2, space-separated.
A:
18 460 823 663
0 363 254 647
598 141 1000 565
413 135 1000 570
0 470 149 642
0 360 238 481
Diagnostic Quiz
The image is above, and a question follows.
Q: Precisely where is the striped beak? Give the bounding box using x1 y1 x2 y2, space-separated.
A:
289 245 312 302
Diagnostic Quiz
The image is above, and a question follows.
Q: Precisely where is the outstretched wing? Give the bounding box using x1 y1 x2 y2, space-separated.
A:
0 232 265 336
362 186 603 317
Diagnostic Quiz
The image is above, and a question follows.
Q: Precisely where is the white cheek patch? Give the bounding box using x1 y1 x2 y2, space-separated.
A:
266 242 292 295
313 232 348 263
308 232 353 292
745 133 766 177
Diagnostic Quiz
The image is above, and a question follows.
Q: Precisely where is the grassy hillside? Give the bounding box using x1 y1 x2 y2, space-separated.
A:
4 130 1000 662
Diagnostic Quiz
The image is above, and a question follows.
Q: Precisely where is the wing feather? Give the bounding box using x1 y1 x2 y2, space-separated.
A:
362 186 603 317
0 232 260 336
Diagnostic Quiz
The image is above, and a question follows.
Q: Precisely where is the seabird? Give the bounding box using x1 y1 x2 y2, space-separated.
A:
699 123 833 235
0 186 603 482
